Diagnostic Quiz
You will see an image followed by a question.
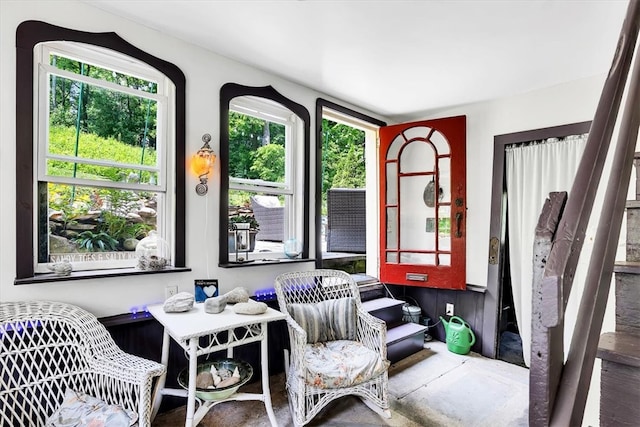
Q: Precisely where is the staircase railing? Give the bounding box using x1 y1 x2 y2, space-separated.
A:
530 1 640 425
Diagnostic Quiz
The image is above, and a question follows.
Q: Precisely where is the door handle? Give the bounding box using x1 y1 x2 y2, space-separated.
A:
455 212 463 237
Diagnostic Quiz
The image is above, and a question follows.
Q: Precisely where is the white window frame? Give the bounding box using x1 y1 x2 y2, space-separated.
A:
33 41 176 273
228 95 303 258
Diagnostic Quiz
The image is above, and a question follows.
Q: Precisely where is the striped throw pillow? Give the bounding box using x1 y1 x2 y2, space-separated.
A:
289 297 356 343
289 303 327 343
320 297 356 341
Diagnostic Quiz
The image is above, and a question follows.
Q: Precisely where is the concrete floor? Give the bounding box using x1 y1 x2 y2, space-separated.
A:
152 340 529 427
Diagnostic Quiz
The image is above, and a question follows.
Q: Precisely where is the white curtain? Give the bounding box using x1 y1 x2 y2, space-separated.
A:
505 134 588 367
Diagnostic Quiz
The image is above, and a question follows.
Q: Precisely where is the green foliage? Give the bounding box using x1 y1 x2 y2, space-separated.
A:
49 55 157 147
48 126 157 183
45 54 161 255
229 190 252 208
320 119 366 214
102 211 153 242
332 144 366 188
48 182 92 220
47 128 158 252
439 218 451 236
74 231 119 252
321 119 365 190
228 111 285 180
229 214 259 231
250 144 285 182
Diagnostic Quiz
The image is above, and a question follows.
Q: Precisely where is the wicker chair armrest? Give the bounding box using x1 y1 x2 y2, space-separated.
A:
356 307 387 358
284 315 308 369
93 351 166 384
90 350 165 426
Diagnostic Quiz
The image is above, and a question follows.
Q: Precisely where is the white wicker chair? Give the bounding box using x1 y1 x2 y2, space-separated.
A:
0 301 165 426
274 269 391 426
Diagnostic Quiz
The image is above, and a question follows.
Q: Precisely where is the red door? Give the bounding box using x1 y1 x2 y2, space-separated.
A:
379 116 466 289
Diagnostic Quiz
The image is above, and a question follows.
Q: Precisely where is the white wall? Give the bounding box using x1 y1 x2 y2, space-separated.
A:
0 0 386 317
408 74 610 287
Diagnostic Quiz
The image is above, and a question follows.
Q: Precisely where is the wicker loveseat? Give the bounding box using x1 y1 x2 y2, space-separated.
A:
0 301 165 426
274 270 390 426
251 195 285 242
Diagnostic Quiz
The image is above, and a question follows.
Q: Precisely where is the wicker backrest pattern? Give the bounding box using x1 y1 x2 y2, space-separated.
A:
274 269 384 348
274 269 362 307
0 301 165 426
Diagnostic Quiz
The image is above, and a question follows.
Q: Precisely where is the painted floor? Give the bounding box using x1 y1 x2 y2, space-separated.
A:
152 340 529 426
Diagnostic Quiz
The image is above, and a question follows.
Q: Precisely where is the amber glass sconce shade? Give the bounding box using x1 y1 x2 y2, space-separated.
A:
191 133 216 195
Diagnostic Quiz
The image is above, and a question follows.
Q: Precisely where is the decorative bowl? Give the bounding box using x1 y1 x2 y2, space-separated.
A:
177 358 253 401
284 238 302 259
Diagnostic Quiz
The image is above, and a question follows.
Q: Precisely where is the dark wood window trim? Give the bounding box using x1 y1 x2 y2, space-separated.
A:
314 99 386 269
482 120 592 357
14 20 186 282
219 83 311 267
15 266 192 285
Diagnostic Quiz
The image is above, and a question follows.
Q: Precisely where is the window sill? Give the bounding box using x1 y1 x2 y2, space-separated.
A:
14 266 192 285
99 311 155 327
219 257 314 268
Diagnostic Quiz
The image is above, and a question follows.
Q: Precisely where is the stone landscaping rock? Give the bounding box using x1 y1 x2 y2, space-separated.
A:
49 234 77 253
138 207 157 218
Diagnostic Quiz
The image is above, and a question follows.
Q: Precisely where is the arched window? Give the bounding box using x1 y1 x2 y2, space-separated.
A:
219 84 310 266
15 21 187 282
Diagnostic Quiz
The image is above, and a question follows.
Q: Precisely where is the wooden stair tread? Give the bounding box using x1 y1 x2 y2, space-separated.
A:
597 332 640 367
387 322 428 345
614 261 640 274
352 274 381 285
626 200 640 209
362 297 405 312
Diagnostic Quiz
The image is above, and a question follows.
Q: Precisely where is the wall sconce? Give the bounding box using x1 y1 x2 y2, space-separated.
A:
191 133 216 195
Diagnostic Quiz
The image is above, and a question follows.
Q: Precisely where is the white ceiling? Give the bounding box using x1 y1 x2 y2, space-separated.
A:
86 0 629 120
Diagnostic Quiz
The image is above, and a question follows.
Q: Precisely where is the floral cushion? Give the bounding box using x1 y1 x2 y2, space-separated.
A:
288 297 356 343
304 340 389 389
45 389 138 427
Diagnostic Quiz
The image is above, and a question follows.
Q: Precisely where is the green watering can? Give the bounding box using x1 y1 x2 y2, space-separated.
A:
440 315 476 355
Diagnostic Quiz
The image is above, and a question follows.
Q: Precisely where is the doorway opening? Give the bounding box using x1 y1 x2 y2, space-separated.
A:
485 121 592 363
315 99 385 277
497 225 525 366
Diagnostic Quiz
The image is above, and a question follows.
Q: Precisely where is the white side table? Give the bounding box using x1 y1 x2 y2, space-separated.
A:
148 303 286 427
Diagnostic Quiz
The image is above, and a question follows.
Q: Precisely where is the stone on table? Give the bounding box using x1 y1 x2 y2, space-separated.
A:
233 300 268 315
204 296 227 314
224 287 250 303
163 292 194 313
